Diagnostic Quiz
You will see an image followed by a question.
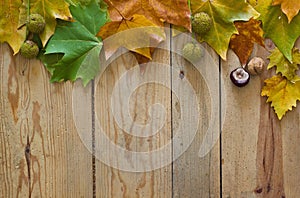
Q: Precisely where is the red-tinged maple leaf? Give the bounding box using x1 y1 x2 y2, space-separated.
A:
230 18 265 66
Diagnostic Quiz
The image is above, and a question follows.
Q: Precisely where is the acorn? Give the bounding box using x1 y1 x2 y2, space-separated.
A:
20 40 39 59
247 57 265 75
27 14 46 34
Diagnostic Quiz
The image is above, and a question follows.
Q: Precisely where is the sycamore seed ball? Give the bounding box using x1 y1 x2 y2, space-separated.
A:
20 40 39 59
27 14 46 34
192 12 212 36
182 42 203 63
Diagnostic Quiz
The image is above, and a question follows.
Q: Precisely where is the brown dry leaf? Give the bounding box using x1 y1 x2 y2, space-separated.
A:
105 0 191 30
272 0 300 23
98 14 165 61
230 18 264 65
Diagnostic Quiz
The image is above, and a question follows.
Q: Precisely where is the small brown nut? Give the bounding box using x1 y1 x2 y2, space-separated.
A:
247 57 265 75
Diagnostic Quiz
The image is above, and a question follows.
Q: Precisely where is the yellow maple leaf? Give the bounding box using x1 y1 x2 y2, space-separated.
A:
0 0 72 54
261 75 300 120
267 48 300 81
247 0 257 7
97 14 165 60
0 0 26 54
272 0 300 23
28 0 73 46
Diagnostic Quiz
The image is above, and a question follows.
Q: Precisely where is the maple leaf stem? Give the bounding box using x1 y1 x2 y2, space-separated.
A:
105 0 129 20
24 0 31 39
27 32 34 40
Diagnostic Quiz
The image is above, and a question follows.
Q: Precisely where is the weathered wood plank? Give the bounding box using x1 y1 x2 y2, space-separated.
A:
221 49 262 198
95 33 172 197
281 39 300 198
0 43 93 197
281 107 300 198
171 35 220 197
222 39 300 198
1 32 300 198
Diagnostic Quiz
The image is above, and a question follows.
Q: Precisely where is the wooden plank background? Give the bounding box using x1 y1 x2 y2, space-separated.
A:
0 28 299 197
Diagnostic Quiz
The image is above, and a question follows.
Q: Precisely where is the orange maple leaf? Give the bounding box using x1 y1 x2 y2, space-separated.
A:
105 0 191 30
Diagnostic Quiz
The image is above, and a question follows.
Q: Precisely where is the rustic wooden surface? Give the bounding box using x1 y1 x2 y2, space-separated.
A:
0 43 93 197
1 31 300 198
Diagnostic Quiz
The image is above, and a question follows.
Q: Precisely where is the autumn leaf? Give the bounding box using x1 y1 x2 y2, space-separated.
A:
99 0 189 61
247 0 257 7
191 0 259 60
0 0 26 54
267 48 300 81
105 0 191 30
230 18 264 66
40 0 108 86
256 0 300 62
66 0 91 6
272 0 300 23
0 0 72 54
26 0 73 47
98 14 165 60
261 74 300 120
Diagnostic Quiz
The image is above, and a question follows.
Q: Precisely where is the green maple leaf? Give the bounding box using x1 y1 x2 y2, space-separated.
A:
41 0 108 86
268 48 300 81
191 0 259 60
261 74 300 120
256 0 300 62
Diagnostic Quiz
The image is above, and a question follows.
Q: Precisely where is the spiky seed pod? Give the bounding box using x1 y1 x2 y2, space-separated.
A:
20 40 39 59
192 12 212 36
182 42 203 63
27 14 46 34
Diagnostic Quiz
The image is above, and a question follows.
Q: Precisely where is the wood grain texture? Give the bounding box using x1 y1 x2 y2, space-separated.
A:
222 40 300 198
171 36 220 197
281 39 300 198
221 49 262 198
95 33 172 197
0 43 93 197
251 43 285 198
1 32 300 198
